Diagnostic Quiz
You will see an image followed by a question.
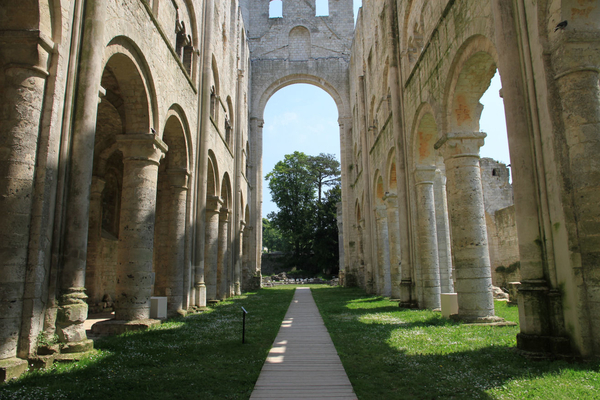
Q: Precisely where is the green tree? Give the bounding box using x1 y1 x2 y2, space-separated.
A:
265 151 316 259
266 151 342 274
313 184 342 274
308 153 341 202
262 217 286 253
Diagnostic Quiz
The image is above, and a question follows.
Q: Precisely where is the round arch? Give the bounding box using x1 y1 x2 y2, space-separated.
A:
410 102 440 168
255 73 348 121
103 36 159 133
443 34 499 133
164 105 193 172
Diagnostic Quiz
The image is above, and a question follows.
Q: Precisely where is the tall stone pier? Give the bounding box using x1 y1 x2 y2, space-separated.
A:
435 132 495 320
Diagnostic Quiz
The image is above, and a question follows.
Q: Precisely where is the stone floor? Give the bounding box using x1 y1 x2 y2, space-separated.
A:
250 287 357 399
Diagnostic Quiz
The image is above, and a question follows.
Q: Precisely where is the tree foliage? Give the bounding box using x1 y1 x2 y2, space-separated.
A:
265 151 341 274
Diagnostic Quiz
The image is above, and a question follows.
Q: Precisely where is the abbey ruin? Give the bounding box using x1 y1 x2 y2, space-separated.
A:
1 0 599 380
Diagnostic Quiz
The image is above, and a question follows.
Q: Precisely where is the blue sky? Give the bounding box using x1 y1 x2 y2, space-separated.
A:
261 2 510 217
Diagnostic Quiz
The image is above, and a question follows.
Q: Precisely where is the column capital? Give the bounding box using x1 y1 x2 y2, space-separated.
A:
90 176 106 195
434 132 486 160
219 207 231 221
166 168 190 189
206 195 223 213
414 165 437 184
116 133 168 165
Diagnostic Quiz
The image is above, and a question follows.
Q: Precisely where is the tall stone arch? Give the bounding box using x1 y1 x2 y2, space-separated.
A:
246 0 355 276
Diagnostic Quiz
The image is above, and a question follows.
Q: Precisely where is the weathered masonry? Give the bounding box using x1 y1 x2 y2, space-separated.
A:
0 0 599 380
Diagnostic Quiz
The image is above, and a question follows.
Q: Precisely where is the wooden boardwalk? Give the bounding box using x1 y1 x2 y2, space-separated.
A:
250 287 357 400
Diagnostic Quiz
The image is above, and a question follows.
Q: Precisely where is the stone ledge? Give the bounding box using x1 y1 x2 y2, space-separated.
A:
0 358 28 382
61 339 94 354
452 315 517 326
91 319 161 336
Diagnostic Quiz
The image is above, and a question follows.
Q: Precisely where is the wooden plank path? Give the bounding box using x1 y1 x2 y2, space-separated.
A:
250 287 357 400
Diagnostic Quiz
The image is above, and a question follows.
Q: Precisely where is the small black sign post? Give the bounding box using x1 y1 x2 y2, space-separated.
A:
242 307 248 344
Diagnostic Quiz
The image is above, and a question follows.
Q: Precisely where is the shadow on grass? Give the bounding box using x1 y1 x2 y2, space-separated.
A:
311 286 600 400
0 287 297 400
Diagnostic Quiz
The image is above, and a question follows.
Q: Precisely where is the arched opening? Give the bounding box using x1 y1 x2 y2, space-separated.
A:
260 80 344 278
440 40 515 320
373 173 391 296
86 50 155 320
217 173 232 299
153 112 190 316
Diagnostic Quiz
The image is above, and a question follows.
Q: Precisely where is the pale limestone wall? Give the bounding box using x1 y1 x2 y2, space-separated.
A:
491 205 520 288
0 0 252 364
350 0 600 355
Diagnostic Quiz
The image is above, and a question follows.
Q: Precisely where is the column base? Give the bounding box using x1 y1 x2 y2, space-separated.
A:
517 333 572 357
28 354 55 370
91 319 161 336
61 339 94 354
0 357 28 382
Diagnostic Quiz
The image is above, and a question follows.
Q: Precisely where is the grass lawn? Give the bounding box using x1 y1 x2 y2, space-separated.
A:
310 286 600 400
0 286 296 400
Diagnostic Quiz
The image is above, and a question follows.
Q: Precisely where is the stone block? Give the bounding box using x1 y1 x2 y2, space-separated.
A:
61 339 94 354
91 319 161 336
28 354 55 370
441 293 458 318
0 357 28 382
150 296 167 319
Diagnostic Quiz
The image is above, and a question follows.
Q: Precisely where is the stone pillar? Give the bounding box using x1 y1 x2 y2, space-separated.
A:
434 168 454 293
374 205 392 296
204 196 221 301
0 36 52 359
155 169 188 316
435 132 496 320
217 208 230 300
114 134 167 321
85 177 106 309
550 17 600 355
414 167 441 309
56 0 107 350
383 193 402 299
235 222 245 296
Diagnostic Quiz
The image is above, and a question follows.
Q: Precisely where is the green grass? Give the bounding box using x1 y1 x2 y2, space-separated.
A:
310 286 600 400
3 285 599 399
0 287 296 400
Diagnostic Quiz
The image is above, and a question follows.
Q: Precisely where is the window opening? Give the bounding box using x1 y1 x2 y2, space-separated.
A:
269 0 283 18
316 0 329 16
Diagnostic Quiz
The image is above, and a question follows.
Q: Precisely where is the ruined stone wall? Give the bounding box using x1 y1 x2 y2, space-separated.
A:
350 0 600 356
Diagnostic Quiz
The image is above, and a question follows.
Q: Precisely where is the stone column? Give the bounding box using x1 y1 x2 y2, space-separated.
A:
155 169 188 316
235 222 245 296
414 166 441 309
204 196 221 301
383 193 402 299
56 0 107 350
217 208 230 300
374 205 392 296
435 132 496 320
114 134 167 321
0 34 52 359
434 168 454 293
550 18 600 355
85 177 106 310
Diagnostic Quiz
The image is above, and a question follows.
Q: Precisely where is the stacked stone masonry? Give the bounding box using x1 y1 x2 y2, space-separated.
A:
0 0 599 379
